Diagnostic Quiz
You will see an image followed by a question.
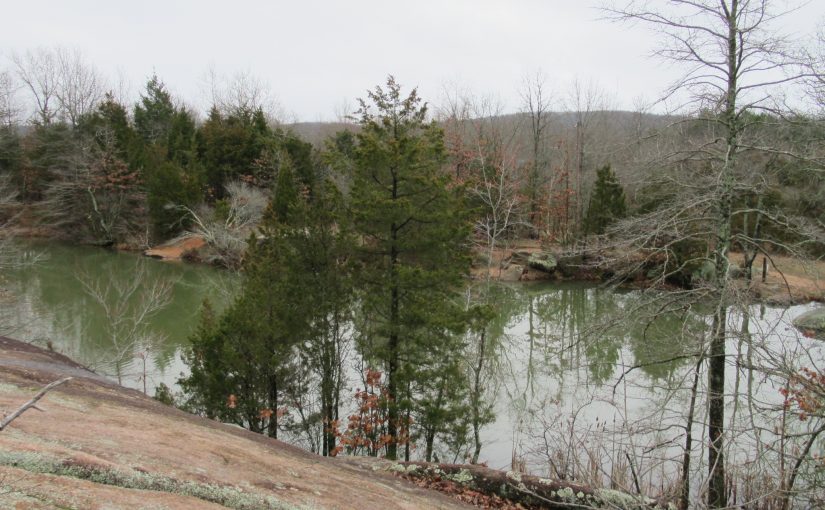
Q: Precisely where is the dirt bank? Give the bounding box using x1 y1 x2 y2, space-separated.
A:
144 235 207 261
744 253 825 305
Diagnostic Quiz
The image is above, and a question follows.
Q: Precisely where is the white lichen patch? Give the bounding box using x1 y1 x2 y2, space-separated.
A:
446 469 473 484
387 463 407 474
556 486 575 500
505 470 522 483
594 488 643 508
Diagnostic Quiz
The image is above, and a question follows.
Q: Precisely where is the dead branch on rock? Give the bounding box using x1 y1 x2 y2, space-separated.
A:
0 377 71 431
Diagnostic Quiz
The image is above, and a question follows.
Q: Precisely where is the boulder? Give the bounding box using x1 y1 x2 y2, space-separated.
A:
556 253 585 278
690 260 716 284
510 250 533 265
793 308 825 340
690 260 742 284
527 252 557 273
499 264 525 282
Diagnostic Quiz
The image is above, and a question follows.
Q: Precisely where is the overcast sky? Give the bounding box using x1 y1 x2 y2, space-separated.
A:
2 0 823 121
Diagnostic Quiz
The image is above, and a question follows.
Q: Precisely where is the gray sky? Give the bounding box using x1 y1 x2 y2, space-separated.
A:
2 0 823 121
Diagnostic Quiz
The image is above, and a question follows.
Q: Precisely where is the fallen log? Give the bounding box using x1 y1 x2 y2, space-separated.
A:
385 461 669 509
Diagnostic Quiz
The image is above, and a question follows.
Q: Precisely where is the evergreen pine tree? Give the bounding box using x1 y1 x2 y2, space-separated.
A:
282 178 353 456
134 75 176 145
77 93 136 160
181 163 352 445
348 76 471 460
584 164 627 235
196 107 272 197
181 210 301 436
145 106 201 240
130 77 202 240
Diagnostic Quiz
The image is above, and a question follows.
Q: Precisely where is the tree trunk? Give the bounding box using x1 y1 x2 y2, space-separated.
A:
405 381 412 462
321 361 334 456
679 356 703 510
706 4 739 506
268 374 278 439
471 329 487 464
707 307 728 508
387 165 400 461
741 195 764 283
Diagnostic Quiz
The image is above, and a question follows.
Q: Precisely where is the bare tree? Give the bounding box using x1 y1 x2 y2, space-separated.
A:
54 47 105 126
520 71 552 237
0 174 20 271
603 1 818 507
12 48 61 125
39 132 145 246
437 81 474 181
567 77 608 234
11 47 105 126
439 88 527 274
204 67 282 123
805 22 825 111
0 69 21 128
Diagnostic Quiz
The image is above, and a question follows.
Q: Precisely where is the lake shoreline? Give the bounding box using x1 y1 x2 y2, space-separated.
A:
469 240 825 307
11 229 824 307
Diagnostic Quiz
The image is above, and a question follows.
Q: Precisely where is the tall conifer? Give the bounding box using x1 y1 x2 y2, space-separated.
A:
349 76 471 460
584 164 627 235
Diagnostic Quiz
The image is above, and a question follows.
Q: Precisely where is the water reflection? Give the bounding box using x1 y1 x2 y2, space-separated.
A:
480 281 824 502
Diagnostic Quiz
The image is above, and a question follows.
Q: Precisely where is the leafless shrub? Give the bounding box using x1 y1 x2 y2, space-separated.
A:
181 181 267 268
0 175 41 272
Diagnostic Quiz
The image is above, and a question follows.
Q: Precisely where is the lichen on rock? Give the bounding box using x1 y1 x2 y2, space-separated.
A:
527 252 558 273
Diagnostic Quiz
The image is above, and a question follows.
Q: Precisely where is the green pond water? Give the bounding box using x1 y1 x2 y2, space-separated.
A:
1 241 238 389
2 241 823 495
